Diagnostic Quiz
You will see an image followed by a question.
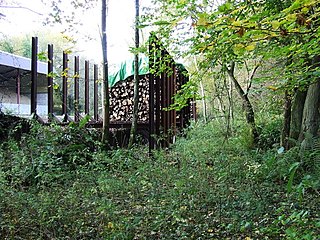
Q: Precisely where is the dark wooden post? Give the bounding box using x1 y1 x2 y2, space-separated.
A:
94 64 99 121
16 69 20 105
74 56 80 122
47 44 54 120
85 60 90 115
31 37 38 115
149 35 156 152
62 51 68 120
154 42 161 148
165 56 170 145
168 60 174 143
160 50 169 147
149 76 155 152
171 63 176 141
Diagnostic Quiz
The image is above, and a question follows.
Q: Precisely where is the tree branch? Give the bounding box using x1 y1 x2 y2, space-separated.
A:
0 5 43 16
246 61 260 94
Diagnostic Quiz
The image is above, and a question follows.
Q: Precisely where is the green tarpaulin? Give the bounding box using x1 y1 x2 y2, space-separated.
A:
108 56 149 88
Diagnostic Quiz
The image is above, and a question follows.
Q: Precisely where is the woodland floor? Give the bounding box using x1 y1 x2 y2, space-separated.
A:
0 116 319 239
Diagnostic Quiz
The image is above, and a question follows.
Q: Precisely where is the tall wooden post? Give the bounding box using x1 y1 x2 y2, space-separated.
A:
85 60 90 115
31 37 38 115
148 34 156 152
48 44 54 119
62 51 68 121
94 64 99 121
74 56 80 122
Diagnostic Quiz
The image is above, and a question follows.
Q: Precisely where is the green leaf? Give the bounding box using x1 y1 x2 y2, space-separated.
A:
37 52 47 61
233 43 245 55
301 7 309 14
154 20 170 26
271 20 281 30
218 2 232 13
287 162 300 193
197 13 209 26
286 13 297 22
79 115 91 128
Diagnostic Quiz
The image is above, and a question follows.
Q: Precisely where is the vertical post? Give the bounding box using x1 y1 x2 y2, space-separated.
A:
155 73 161 144
160 50 168 147
149 72 155 152
165 56 170 145
85 60 90 115
182 70 193 124
94 64 99 121
168 60 174 142
148 35 156 152
48 44 54 119
171 63 176 141
16 69 21 114
16 69 20 104
180 70 189 128
62 51 68 119
74 56 80 122
31 37 38 115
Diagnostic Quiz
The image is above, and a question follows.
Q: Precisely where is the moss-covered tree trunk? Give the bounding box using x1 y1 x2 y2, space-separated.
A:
299 80 320 151
289 89 307 147
281 91 292 150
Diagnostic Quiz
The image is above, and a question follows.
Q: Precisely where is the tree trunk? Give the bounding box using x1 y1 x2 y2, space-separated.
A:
299 80 320 150
199 80 207 123
128 0 140 148
193 57 207 123
101 0 110 145
289 89 307 146
281 90 292 150
227 62 259 145
224 76 232 137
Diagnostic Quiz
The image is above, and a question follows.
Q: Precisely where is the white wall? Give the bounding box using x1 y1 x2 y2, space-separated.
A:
0 103 48 115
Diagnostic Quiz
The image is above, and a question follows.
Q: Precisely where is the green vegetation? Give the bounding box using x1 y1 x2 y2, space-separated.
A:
0 118 319 239
1 0 320 239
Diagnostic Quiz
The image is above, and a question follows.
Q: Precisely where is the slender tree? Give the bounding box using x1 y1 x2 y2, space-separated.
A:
226 61 259 144
101 0 110 145
193 57 207 123
128 0 140 148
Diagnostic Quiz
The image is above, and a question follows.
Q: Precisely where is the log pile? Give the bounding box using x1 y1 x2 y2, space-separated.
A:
109 75 149 122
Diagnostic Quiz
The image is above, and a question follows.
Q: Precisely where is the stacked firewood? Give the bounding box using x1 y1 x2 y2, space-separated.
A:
109 75 149 122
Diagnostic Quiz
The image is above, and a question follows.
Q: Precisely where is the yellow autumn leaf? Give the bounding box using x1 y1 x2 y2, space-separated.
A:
271 20 281 30
180 206 187 211
232 20 242 27
301 7 309 14
197 13 209 26
234 43 245 50
245 43 256 51
107 222 114 229
233 43 245 55
207 45 215 51
267 85 278 91
286 13 297 22
62 35 74 42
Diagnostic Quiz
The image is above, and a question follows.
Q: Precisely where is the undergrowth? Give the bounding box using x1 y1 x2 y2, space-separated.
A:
0 119 319 239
